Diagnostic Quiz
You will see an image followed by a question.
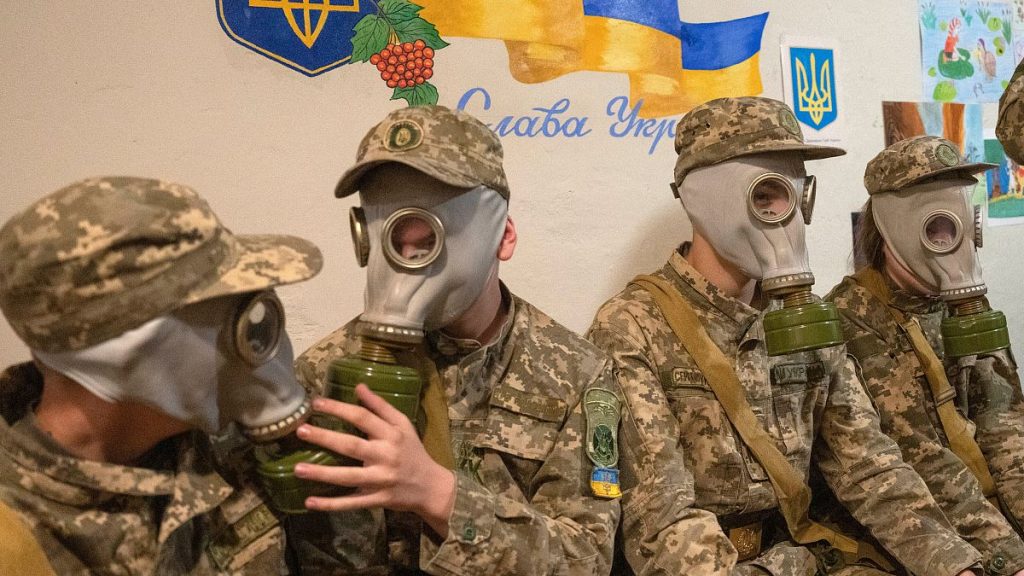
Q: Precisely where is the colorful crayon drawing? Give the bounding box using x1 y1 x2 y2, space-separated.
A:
984 135 1024 226
919 0 1015 103
882 101 986 205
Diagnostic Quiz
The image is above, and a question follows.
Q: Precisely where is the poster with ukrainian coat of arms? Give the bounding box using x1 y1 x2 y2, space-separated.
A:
780 36 844 145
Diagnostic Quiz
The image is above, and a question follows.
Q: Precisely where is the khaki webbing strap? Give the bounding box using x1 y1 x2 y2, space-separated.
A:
415 349 455 470
0 499 56 576
850 268 997 499
631 275 857 554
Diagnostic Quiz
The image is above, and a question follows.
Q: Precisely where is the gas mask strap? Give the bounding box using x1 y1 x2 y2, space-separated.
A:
849 267 999 499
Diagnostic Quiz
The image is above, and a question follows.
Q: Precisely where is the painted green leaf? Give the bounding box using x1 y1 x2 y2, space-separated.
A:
392 82 439 106
929 67 937 77
940 20 948 31
392 15 449 49
1004 80 1011 90
933 80 957 101
380 0 422 23
988 16 1002 32
351 14 391 62
937 47 975 80
995 36 1007 56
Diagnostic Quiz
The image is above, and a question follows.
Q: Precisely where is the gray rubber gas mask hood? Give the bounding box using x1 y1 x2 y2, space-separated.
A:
676 153 842 356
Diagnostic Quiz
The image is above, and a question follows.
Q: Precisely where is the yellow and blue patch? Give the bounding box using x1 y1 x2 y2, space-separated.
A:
217 0 373 75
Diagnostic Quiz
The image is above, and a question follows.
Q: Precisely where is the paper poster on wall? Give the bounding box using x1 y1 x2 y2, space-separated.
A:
780 36 843 144
882 100 987 205
919 0 1014 102
1012 0 1024 62
983 130 1024 225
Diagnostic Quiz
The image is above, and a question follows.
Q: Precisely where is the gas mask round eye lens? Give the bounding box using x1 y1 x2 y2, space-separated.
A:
350 207 369 267
921 210 964 254
233 291 284 365
382 207 445 270
801 175 816 225
747 173 797 224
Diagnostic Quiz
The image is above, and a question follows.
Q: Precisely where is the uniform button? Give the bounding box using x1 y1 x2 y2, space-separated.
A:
991 554 1007 571
462 521 476 541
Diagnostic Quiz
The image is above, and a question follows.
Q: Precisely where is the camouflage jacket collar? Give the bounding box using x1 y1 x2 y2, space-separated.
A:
664 250 762 343
885 274 945 316
0 362 234 543
430 282 516 359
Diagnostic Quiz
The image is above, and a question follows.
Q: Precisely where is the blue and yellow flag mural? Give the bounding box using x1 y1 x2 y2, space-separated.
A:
216 0 768 117
419 0 768 117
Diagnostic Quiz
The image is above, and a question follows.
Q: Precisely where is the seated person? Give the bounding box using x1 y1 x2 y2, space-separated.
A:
0 176 351 574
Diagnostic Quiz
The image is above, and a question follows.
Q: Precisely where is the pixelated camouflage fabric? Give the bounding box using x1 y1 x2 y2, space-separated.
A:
587 250 981 576
294 289 618 575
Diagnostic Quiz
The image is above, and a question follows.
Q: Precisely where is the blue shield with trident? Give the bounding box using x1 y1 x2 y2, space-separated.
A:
217 0 374 75
789 47 837 130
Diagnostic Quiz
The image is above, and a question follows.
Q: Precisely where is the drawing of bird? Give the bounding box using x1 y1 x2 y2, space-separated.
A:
976 38 997 80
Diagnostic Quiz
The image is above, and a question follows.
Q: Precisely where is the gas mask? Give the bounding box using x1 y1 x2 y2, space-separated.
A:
676 153 842 356
34 291 309 440
349 183 509 344
272 181 511 513
872 178 1009 357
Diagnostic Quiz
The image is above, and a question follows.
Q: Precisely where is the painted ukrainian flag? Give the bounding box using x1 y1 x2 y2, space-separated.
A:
418 0 768 117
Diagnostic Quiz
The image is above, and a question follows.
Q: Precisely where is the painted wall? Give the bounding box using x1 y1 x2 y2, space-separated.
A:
1 1 1021 371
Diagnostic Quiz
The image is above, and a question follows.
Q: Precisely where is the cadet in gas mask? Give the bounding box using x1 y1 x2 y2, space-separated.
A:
0 177 355 574
588 97 983 575
290 105 629 575
824 135 1024 573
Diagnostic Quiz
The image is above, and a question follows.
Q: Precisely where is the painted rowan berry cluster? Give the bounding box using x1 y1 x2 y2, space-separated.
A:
370 39 435 89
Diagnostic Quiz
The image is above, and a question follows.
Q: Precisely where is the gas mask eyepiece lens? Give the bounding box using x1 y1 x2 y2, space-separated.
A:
382 207 445 270
233 291 284 366
747 173 797 224
350 207 370 267
921 210 963 254
801 175 816 225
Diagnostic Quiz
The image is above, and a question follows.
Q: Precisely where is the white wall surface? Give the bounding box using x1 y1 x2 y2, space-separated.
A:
1 1 1021 369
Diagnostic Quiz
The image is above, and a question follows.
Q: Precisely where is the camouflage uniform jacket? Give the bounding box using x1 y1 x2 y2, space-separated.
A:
294 287 620 575
827 273 1024 573
588 250 981 576
997 58 1024 164
0 362 339 575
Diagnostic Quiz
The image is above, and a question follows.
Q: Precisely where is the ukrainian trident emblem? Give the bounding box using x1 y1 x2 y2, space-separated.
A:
218 0 371 75
790 47 837 130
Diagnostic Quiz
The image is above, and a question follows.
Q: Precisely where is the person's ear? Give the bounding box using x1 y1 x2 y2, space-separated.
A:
497 216 517 261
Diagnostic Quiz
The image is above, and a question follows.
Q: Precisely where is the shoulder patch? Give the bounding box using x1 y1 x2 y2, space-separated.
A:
584 387 620 469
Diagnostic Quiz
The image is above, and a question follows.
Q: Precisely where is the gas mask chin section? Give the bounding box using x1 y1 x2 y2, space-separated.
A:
874 179 1009 357
678 155 842 356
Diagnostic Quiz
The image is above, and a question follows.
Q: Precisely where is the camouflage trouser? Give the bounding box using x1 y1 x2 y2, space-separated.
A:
733 542 897 576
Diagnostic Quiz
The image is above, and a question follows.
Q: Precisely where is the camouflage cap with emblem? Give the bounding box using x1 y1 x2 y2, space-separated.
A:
673 96 846 187
334 105 510 201
864 135 997 194
0 176 323 353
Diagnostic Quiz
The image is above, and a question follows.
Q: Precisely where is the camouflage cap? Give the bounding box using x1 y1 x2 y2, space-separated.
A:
673 97 846 185
334 105 509 200
0 177 323 352
864 135 996 194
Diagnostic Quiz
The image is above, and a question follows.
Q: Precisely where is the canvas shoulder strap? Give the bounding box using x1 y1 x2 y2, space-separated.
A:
850 268 997 498
630 275 857 553
0 498 56 576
